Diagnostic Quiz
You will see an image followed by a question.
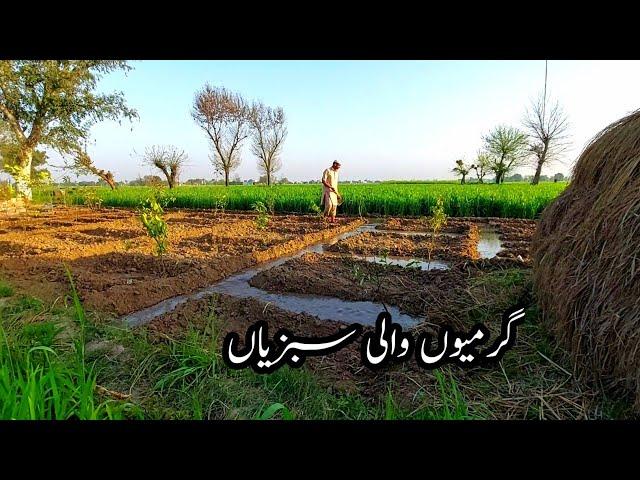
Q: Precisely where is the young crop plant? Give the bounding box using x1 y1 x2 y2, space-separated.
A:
139 193 169 256
426 197 448 268
252 201 270 230
82 188 103 210
71 182 567 219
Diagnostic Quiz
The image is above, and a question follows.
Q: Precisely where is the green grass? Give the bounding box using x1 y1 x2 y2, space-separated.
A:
0 278 139 420
383 370 473 420
0 280 14 298
38 182 568 219
85 299 472 420
2 268 629 420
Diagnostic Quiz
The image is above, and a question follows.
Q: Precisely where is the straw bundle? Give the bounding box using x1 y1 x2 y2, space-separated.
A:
532 109 640 407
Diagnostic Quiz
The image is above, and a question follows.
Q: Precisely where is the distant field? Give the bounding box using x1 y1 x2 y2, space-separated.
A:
42 182 568 219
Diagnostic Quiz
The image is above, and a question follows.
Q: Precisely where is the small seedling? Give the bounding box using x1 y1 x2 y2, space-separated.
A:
139 195 169 256
426 197 448 268
309 202 323 218
82 188 103 210
265 196 275 215
252 201 270 230
212 195 227 217
0 182 14 201
350 251 390 314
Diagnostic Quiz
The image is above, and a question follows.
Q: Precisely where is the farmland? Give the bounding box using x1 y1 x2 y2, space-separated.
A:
3 58 638 424
43 182 568 219
1 201 629 420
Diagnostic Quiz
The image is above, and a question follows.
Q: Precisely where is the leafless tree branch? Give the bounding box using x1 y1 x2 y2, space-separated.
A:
522 92 570 184
249 101 287 186
142 145 188 189
192 84 251 186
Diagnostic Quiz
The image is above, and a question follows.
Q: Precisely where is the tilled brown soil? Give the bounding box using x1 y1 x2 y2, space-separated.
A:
326 228 479 261
248 252 527 328
376 216 475 234
144 216 539 414
0 207 363 316
362 217 537 263
147 293 371 394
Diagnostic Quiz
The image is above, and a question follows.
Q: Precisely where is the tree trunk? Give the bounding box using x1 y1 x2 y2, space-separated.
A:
14 149 33 200
224 169 229 187
101 172 116 190
531 159 544 185
171 167 179 189
267 170 271 186
166 169 178 189
461 174 466 185
531 143 549 185
161 167 173 189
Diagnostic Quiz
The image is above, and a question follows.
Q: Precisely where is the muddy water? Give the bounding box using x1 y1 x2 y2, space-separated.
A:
122 222 501 329
477 226 502 259
208 269 421 329
122 223 423 329
352 254 449 271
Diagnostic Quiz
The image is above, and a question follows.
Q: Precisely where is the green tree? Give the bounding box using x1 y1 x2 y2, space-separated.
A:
452 159 470 184
483 125 529 184
470 151 490 183
1 119 50 184
0 61 137 199
553 172 565 182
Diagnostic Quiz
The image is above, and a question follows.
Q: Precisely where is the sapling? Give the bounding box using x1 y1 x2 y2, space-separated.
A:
309 202 323 221
82 188 103 210
350 249 391 314
426 197 448 268
212 194 227 217
252 201 270 230
139 194 169 256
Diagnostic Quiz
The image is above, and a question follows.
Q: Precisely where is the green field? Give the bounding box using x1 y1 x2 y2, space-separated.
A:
45 182 568 219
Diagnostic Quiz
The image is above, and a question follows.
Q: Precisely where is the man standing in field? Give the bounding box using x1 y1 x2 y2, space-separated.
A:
321 160 341 223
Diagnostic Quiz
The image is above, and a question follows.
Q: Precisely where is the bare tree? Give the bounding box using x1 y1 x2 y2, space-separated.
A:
523 93 570 185
452 159 470 184
142 145 187 189
192 84 250 187
250 102 287 186
470 151 491 183
483 125 529 184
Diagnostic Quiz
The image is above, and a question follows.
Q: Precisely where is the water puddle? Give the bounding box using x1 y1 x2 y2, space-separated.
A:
352 254 449 271
122 223 423 329
374 228 462 238
477 226 502 259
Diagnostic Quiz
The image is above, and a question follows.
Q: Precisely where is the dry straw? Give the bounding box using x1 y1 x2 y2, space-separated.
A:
532 109 640 409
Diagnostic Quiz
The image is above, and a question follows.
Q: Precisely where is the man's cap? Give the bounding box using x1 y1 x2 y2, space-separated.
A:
332 160 341 166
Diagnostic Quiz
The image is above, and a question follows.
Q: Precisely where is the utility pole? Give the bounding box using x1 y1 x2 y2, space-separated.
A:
542 60 548 126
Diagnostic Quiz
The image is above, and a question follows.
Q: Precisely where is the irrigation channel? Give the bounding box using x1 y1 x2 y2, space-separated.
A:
122 222 503 329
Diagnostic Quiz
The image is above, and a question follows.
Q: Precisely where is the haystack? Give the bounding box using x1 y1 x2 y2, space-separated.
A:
532 109 640 408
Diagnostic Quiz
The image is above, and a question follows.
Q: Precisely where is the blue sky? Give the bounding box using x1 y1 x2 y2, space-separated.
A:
39 60 640 182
